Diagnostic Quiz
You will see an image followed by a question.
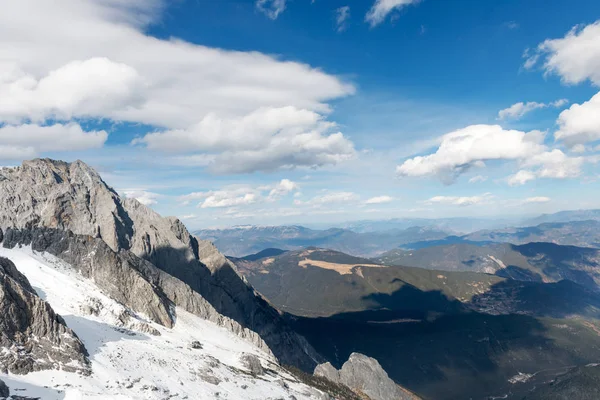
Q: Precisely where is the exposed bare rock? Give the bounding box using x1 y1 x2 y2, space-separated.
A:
0 378 8 398
1 227 273 356
0 257 89 375
240 353 264 376
0 158 320 371
314 353 420 400
313 362 340 383
2 228 174 329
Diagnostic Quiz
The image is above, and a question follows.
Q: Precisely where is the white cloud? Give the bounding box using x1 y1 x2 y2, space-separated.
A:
256 0 286 20
396 125 545 183
202 192 259 209
523 196 551 204
506 150 584 186
0 58 143 123
366 0 420 27
556 91 600 145
497 99 568 120
524 21 600 85
468 175 487 184
295 191 359 206
180 179 299 208
335 6 350 32
135 106 356 173
507 170 536 186
425 193 493 207
522 149 584 179
0 123 107 160
268 179 299 200
365 195 393 204
123 190 160 206
0 0 355 172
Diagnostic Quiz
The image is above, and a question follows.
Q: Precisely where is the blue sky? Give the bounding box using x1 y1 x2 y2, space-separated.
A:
2 0 600 229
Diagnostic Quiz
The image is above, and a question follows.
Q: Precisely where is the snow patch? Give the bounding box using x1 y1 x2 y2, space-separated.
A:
0 246 324 399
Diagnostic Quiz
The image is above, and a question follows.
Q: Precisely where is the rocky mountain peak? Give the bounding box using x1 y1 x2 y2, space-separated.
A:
0 256 90 375
314 353 420 400
0 158 321 370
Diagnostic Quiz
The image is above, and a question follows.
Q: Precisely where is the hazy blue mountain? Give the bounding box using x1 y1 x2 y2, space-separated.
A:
464 220 600 248
196 225 451 257
338 216 518 234
376 242 600 291
520 209 600 227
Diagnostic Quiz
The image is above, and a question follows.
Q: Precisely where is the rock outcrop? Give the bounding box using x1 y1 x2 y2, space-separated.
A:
0 257 89 375
1 227 273 356
0 159 320 370
314 353 420 400
240 353 264 376
0 378 9 398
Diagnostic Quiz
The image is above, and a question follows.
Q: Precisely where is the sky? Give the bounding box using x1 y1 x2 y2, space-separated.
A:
2 0 600 229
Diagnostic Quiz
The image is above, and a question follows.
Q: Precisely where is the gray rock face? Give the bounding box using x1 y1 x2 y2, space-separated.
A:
314 353 420 400
0 378 8 398
240 353 264 376
0 257 90 375
0 159 320 371
313 362 340 383
1 227 273 356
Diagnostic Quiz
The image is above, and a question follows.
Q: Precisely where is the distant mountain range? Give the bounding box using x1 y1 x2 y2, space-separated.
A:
376 242 600 291
463 220 600 248
520 209 600 226
231 246 600 400
196 225 452 257
197 215 600 259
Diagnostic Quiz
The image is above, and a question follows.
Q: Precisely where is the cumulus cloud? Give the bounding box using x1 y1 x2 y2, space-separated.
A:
294 192 359 207
497 99 568 120
180 179 299 208
522 149 584 179
335 6 350 32
0 123 107 160
0 0 355 171
366 0 420 27
396 124 588 185
256 0 286 20
268 179 299 200
506 150 584 185
523 196 551 204
556 91 600 145
365 195 393 204
524 20 600 85
135 106 356 173
507 170 536 186
468 175 487 184
203 192 259 209
396 125 545 183
0 58 144 123
122 190 160 206
425 193 493 207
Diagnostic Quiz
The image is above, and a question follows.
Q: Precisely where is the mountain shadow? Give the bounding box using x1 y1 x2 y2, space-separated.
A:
289 280 600 400
511 242 600 290
143 244 321 371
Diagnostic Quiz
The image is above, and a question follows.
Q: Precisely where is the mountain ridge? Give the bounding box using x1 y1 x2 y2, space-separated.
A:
0 158 320 370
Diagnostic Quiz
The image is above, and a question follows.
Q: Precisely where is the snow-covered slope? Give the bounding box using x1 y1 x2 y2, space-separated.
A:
0 246 325 400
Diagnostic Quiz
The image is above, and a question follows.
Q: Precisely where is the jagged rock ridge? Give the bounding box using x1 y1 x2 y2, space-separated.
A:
1 227 273 356
0 257 89 375
0 159 319 370
314 353 420 400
